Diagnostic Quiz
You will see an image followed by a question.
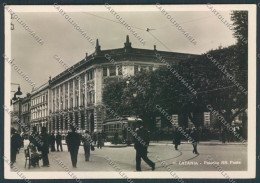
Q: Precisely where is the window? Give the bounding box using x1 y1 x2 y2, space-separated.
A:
75 80 79 107
109 66 116 76
87 91 95 104
69 80 73 108
87 69 94 80
103 67 107 77
117 65 122 75
134 65 139 74
80 74 85 106
140 66 147 72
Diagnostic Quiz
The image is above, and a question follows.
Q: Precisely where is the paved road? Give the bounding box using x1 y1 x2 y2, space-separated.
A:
12 140 247 172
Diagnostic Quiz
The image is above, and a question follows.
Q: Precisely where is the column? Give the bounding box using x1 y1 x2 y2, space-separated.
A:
59 85 61 110
63 83 66 110
78 111 81 131
63 114 65 132
67 113 70 131
84 110 87 130
55 116 57 132
58 115 61 133
85 73 87 107
51 116 53 133
78 76 81 106
72 111 75 127
68 81 70 109
73 79 75 108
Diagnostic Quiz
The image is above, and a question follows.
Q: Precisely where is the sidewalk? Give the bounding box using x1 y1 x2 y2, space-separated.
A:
149 140 247 146
59 140 246 147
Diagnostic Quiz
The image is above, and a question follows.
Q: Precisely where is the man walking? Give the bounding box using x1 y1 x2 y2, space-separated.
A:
11 128 20 165
66 126 81 168
50 132 56 152
114 130 119 145
82 130 92 161
39 127 50 167
56 132 63 152
190 127 199 154
134 120 155 171
173 129 181 150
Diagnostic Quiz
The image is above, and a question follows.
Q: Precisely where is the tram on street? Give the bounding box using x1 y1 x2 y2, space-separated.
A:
103 116 141 145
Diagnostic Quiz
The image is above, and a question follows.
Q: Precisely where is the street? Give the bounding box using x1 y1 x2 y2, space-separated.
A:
12 140 247 172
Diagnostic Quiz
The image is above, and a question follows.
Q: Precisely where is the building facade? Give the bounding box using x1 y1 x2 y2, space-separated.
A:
30 82 49 132
21 93 31 134
46 35 196 135
11 98 23 131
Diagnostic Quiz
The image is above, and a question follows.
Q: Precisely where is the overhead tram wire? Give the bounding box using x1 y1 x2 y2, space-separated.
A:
82 11 172 52
148 31 172 52
81 12 212 53
82 12 147 32
155 15 215 31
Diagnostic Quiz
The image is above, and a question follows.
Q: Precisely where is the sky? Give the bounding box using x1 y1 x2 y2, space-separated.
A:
10 10 237 96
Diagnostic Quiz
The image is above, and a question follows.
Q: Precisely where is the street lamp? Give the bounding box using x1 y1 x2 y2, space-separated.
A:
16 86 22 95
10 83 23 105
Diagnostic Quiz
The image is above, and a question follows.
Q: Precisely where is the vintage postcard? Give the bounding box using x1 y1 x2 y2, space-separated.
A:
3 3 256 181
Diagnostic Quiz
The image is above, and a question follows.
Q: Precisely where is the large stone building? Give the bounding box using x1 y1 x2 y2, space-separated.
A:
30 82 49 132
47 35 197 134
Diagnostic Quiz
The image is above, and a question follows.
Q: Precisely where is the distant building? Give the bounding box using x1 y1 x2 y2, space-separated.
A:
21 93 31 134
11 98 23 132
30 82 49 132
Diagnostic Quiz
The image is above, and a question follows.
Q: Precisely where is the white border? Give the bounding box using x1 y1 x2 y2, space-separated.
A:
4 4 256 179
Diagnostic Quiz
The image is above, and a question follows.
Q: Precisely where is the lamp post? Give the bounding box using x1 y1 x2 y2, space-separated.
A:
10 83 23 105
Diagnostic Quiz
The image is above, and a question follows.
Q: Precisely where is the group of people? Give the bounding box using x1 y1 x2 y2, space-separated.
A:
49 132 63 152
173 127 199 154
11 128 24 165
11 120 201 172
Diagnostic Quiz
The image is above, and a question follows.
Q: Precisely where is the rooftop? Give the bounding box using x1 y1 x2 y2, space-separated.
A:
50 35 199 85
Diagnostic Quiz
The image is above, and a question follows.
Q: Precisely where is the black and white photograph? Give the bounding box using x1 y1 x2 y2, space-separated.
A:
3 3 257 180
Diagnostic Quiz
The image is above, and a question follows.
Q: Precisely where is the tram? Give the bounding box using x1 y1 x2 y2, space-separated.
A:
103 116 141 145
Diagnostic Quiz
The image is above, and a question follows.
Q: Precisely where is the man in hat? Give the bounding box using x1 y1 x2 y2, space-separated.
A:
11 128 20 164
66 126 81 168
56 132 63 152
39 127 50 167
50 132 56 152
29 126 40 148
134 120 155 171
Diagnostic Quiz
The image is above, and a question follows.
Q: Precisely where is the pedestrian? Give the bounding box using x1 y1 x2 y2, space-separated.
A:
92 132 97 145
134 120 155 171
56 132 63 152
173 129 181 150
50 132 56 152
66 126 81 168
29 126 40 149
114 130 119 145
27 142 41 167
190 127 199 154
82 130 92 161
20 132 25 148
39 127 50 167
97 132 103 149
221 129 226 144
11 128 20 165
